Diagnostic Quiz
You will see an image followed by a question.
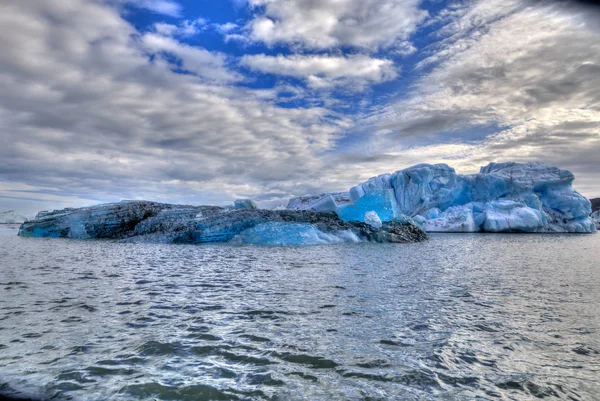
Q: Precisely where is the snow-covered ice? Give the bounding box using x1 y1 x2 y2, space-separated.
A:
364 211 382 229
0 211 28 224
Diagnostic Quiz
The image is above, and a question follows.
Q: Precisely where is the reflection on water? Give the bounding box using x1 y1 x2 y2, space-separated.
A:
0 225 599 400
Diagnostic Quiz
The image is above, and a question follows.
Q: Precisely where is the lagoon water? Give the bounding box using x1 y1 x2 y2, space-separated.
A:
0 224 599 400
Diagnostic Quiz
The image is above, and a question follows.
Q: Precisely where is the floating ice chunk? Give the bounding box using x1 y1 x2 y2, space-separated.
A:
364 211 382 228
234 199 258 210
231 222 360 245
337 189 398 223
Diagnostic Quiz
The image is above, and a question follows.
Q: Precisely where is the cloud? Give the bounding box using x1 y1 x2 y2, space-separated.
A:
0 0 348 212
245 0 428 50
240 54 398 89
350 0 600 196
141 33 241 82
214 22 238 34
153 18 207 37
122 0 183 17
2 0 600 217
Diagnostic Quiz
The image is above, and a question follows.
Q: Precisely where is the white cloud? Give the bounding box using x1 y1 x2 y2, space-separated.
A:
245 0 428 50
241 54 398 89
2 0 600 217
353 0 600 197
224 33 250 44
153 18 207 37
122 0 183 17
141 33 240 83
153 22 179 36
0 0 348 212
215 22 238 34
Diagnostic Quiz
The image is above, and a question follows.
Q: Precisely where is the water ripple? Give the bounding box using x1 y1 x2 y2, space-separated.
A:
0 226 599 400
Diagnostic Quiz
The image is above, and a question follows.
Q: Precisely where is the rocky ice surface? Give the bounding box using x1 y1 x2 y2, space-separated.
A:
0 210 28 224
288 162 596 233
18 201 426 245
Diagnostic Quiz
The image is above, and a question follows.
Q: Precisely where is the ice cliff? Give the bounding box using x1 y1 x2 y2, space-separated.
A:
288 162 595 233
18 201 426 245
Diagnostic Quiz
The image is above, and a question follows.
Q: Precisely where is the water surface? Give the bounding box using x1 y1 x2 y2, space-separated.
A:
0 225 599 400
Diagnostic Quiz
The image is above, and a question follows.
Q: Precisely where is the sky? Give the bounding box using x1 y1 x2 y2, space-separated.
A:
1 0 599 216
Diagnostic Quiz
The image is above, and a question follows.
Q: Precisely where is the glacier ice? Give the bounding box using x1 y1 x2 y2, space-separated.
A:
364 211 382 229
0 210 28 224
287 192 350 212
592 211 600 230
230 222 360 245
234 199 258 210
423 205 477 233
337 162 595 233
17 161 595 242
18 201 427 245
481 200 544 232
337 190 398 223
306 194 339 213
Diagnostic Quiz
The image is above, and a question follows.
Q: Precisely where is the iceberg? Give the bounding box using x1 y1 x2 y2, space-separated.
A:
18 201 427 245
316 162 594 233
16 161 594 242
